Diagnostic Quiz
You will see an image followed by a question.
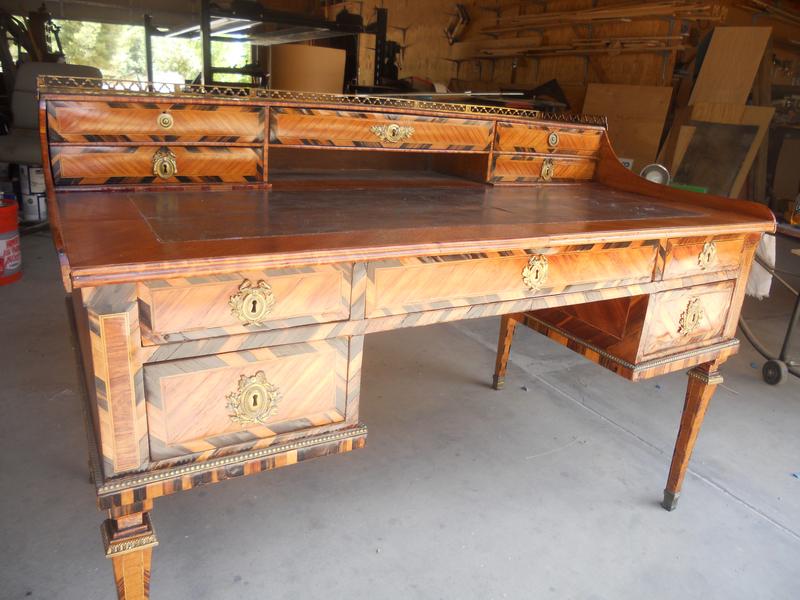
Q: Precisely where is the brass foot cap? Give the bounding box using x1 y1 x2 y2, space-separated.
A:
492 375 504 390
662 489 680 511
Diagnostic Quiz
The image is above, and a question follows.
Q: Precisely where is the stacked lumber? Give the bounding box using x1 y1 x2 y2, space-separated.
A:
736 0 800 27
482 1 725 35
462 35 687 60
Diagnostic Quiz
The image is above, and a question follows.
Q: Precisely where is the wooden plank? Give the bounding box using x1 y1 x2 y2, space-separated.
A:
582 83 673 170
688 26 772 106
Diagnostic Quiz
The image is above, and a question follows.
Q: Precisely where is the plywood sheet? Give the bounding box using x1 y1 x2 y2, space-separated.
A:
689 26 772 106
773 137 800 202
583 83 672 170
674 121 758 196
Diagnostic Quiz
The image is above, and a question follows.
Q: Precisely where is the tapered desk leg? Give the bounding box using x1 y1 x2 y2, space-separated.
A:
102 506 158 599
662 362 723 511
492 314 520 390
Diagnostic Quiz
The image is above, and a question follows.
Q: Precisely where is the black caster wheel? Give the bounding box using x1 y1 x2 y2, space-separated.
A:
762 360 788 385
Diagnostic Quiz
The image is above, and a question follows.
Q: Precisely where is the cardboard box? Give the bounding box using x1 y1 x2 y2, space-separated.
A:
271 45 346 94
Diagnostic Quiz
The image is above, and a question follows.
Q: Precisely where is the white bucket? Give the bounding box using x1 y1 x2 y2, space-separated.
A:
21 193 47 222
19 164 46 194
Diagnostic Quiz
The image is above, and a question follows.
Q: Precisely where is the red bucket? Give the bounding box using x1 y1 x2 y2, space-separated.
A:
0 196 22 285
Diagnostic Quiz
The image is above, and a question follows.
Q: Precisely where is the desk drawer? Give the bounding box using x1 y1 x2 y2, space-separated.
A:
143 339 348 460
365 244 657 317
495 122 602 156
47 100 265 143
269 107 494 151
661 236 744 280
51 145 263 186
139 265 352 344
641 280 735 359
490 154 595 184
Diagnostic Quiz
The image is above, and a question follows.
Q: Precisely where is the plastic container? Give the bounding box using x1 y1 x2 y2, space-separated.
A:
0 195 22 285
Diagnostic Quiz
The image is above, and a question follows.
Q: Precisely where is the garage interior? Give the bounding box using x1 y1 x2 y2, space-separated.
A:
0 1 798 599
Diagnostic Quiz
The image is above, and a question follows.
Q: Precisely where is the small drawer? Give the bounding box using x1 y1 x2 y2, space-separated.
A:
50 145 263 186
640 280 735 360
139 265 352 344
495 122 602 155
365 244 657 318
269 107 494 151
490 154 595 184
143 339 349 460
47 100 265 143
661 236 744 280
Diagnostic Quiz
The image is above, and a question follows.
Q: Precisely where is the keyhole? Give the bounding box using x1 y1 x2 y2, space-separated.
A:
160 163 168 176
250 299 258 314
251 392 260 409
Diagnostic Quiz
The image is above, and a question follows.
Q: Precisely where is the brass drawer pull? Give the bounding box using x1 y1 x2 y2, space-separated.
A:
226 370 281 426
157 112 174 129
678 297 704 335
229 279 276 325
522 254 549 291
697 241 717 270
540 158 554 181
370 123 414 143
547 131 560 150
152 148 177 179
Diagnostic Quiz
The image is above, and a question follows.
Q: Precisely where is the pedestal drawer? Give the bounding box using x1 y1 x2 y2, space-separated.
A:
47 100 265 143
365 244 657 318
495 122 602 156
490 154 595 184
51 145 263 186
661 236 744 280
640 280 735 359
143 339 348 460
270 107 494 151
139 265 352 344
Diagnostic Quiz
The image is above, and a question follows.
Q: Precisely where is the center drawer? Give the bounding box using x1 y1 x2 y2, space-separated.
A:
50 145 263 186
143 339 349 460
365 244 658 318
139 265 352 344
495 122 602 156
269 107 494 151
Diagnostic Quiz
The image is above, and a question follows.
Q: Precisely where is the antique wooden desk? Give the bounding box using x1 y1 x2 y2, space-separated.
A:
37 76 774 599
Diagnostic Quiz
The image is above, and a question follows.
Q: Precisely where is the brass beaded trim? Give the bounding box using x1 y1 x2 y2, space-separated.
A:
37 75 609 127
97 425 368 495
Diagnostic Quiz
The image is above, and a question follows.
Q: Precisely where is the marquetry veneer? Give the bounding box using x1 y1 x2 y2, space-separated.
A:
38 77 774 600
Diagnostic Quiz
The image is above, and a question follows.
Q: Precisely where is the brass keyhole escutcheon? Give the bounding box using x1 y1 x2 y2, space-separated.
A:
370 123 415 143
152 148 177 179
226 371 280 426
678 297 704 336
522 254 549 291
547 131 560 150
697 241 717 270
157 112 174 129
540 158 555 182
229 279 276 326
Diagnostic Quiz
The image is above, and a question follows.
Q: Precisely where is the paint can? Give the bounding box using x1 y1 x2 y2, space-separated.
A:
0 195 22 285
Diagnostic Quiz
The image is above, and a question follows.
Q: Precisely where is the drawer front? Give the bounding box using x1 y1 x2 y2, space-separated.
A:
139 265 352 344
270 107 494 151
51 145 263 186
661 236 744 280
495 122 602 156
365 244 657 318
47 100 265 143
641 280 735 359
144 339 348 460
490 154 595 184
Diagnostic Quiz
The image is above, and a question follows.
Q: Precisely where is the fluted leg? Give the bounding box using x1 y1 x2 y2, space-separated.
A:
492 314 520 390
102 508 158 599
662 362 723 511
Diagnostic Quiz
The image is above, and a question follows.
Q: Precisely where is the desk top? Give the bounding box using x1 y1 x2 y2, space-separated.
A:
56 181 773 287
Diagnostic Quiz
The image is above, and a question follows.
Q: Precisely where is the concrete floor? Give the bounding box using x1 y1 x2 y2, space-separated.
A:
1 232 798 600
